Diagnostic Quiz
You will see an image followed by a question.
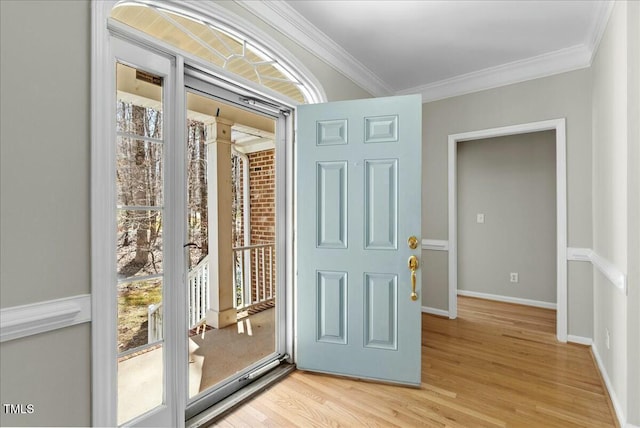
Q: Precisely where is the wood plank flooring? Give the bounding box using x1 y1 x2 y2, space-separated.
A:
215 297 617 427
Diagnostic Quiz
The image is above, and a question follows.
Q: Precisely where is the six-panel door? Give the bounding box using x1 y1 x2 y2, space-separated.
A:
296 95 422 385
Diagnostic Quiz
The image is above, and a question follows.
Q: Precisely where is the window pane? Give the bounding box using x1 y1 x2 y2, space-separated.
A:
116 60 165 426
112 4 306 103
117 210 163 279
116 137 164 207
116 62 163 139
117 277 164 424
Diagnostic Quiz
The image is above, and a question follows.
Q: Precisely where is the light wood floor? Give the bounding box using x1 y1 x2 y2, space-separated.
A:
215 297 617 427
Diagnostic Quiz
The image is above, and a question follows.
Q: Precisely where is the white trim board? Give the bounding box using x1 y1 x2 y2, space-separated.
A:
398 45 591 102
457 290 557 310
566 247 627 294
0 294 91 343
592 344 627 428
448 119 568 342
566 335 593 346
422 239 449 251
421 306 450 318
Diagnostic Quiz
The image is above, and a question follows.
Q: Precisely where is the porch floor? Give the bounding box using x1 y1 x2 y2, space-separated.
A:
117 307 275 425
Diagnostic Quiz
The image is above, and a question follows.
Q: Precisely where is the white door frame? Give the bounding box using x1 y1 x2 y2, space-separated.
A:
447 119 567 342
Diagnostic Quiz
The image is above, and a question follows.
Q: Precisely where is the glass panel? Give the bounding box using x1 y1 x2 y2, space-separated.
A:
117 345 164 425
186 92 277 400
112 3 306 103
186 119 208 270
116 137 164 207
116 63 163 139
117 210 163 278
118 278 164 352
117 279 164 425
116 61 164 424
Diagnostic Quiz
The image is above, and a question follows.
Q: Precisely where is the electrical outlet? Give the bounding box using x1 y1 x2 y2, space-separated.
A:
510 272 519 283
606 328 610 349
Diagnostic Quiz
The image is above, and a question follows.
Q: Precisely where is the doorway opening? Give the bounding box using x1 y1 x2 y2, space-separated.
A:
184 90 280 400
447 119 568 342
455 131 557 314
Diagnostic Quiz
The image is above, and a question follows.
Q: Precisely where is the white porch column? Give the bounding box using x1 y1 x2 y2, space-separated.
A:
205 118 236 329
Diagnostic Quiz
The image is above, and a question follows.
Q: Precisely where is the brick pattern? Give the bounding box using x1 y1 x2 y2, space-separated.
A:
244 149 276 304
249 149 276 245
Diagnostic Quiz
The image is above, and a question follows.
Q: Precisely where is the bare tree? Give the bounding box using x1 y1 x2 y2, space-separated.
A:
117 102 163 278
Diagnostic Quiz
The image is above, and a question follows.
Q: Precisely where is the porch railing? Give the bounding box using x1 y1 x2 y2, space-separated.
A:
188 255 210 328
148 302 163 344
149 244 276 338
184 243 276 328
233 243 275 310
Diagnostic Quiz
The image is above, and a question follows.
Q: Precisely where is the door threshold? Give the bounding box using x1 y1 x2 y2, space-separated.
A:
186 363 296 428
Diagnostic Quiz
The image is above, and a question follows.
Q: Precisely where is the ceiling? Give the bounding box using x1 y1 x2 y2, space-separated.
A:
239 0 613 101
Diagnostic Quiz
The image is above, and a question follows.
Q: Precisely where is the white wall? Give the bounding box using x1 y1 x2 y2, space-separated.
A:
457 132 557 304
591 1 639 426
421 69 594 338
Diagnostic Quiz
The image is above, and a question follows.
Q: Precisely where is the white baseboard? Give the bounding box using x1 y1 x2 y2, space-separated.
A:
457 289 557 310
421 306 450 318
567 335 593 346
0 294 91 343
592 343 626 428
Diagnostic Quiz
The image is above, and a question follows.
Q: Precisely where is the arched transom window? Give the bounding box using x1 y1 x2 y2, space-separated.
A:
111 1 320 104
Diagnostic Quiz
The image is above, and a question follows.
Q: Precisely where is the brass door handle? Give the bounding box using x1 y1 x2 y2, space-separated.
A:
408 255 419 301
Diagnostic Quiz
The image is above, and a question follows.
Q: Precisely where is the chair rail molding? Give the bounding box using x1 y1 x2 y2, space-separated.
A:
567 247 627 294
422 239 449 251
0 294 91 343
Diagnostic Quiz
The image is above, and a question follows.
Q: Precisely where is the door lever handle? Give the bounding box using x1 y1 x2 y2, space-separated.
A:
408 255 419 301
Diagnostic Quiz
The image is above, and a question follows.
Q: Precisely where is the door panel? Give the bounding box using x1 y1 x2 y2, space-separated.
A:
296 95 422 386
316 161 348 248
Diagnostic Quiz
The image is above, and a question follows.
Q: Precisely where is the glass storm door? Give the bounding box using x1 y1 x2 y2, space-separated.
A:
183 73 288 419
296 95 423 385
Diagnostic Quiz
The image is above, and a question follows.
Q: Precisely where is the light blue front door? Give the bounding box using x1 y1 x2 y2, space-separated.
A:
296 95 422 385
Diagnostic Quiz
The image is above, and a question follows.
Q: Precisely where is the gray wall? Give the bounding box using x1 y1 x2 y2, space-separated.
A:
457 131 557 304
0 1 92 426
421 68 593 338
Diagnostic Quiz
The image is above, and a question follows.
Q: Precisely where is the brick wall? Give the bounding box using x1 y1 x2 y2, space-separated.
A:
244 149 276 304
248 149 276 245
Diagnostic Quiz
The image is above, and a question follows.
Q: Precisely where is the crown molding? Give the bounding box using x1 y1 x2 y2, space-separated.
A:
398 44 592 102
234 0 393 97
236 0 614 103
585 0 615 64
